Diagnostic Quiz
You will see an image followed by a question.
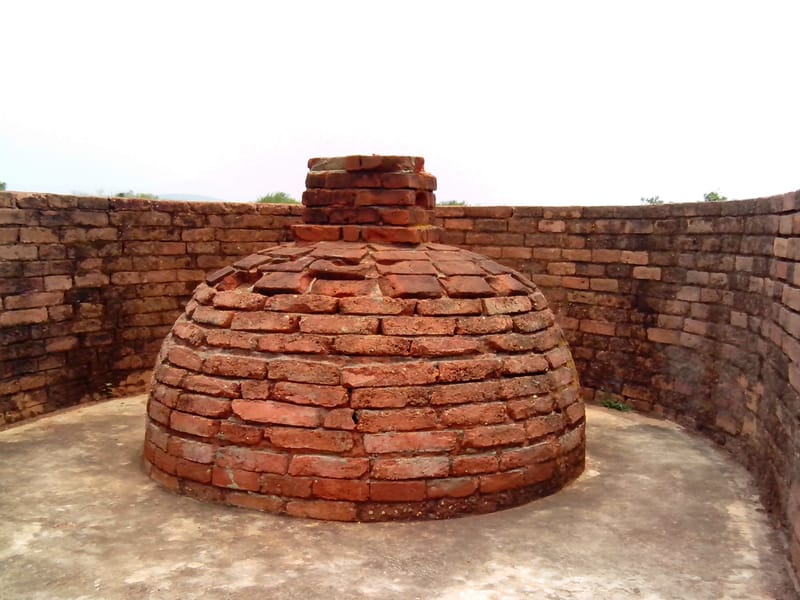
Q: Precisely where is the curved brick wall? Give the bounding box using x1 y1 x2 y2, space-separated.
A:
1 188 799 572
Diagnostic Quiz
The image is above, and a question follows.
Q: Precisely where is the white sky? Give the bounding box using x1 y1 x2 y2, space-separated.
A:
1 1 798 206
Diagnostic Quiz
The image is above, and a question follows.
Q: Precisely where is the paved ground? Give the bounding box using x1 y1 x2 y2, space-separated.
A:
0 395 796 600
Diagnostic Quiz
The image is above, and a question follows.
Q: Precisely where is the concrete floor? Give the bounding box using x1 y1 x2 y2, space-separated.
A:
0 396 796 600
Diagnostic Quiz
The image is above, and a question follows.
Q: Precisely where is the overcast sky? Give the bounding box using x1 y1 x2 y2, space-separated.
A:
1 1 798 206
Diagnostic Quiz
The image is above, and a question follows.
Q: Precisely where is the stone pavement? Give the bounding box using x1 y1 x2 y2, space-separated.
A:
0 396 795 599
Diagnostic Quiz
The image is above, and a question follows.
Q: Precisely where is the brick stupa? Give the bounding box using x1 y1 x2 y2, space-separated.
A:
143 155 586 521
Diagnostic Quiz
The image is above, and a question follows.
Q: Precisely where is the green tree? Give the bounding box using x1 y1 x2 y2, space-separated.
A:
0 182 6 191
256 191 299 204
438 200 466 206
640 196 663 205
703 191 727 202
116 190 159 200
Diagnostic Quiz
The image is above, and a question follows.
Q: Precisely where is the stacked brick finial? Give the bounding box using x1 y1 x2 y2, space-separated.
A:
293 155 440 245
142 155 585 521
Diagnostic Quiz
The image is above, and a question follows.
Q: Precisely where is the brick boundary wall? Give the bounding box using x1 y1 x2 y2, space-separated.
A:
1 189 799 579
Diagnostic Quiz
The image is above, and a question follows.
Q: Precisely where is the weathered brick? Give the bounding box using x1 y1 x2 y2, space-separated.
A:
230 312 298 332
372 456 449 480
312 478 369 501
440 403 507 426
202 354 268 379
272 381 348 407
268 359 340 385
350 386 430 408
192 306 234 327
369 480 427 501
216 446 288 473
170 411 219 437
285 499 356 521
455 316 513 334
167 437 216 463
463 424 526 448
212 467 261 491
267 427 354 452
299 314 379 334
381 316 455 336
409 337 480 357
342 362 438 388
182 374 240 398
333 335 411 356
430 380 503 405
356 408 437 432
452 453 500 475
231 399 324 427
363 431 458 454
288 455 369 478
212 291 266 310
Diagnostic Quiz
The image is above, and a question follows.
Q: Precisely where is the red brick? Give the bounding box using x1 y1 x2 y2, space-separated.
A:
147 464 180 492
440 403 507 426
230 312 299 332
286 499 356 521
499 442 557 470
441 276 495 298
427 477 479 499
415 298 482 315
430 380 503 405
212 467 261 491
500 375 550 399
172 321 206 345
482 296 532 315
380 274 443 298
192 306 234 327
310 279 379 297
288 455 369 478
260 256 315 273
4 291 64 310
182 374 240 398
291 224 342 242
152 447 177 474
548 367 575 390
147 399 172 425
354 189 416 206
338 296 414 315
512 311 555 333
167 437 216 463
216 446 288 473
312 478 369 501
373 249 429 262
272 381 348 408
175 459 212 483
268 359 340 385
260 474 313 498
363 431 458 454
170 411 220 437
369 481 427 501
257 333 332 354
299 314 379 334
463 424 526 448
356 408 437 432
145 422 170 451
342 362 437 388
167 345 203 372
507 396 555 420
176 394 231 417
203 354 268 379
334 335 411 356
231 400 323 427
264 294 338 313
218 421 262 445
350 386 431 408
565 402 585 424
267 427 354 452
381 316 455 336
205 329 257 350
323 408 357 430
240 380 271 400
452 454 499 475
501 354 549 375
372 456 449 480
409 337 480 357
546 346 572 369
479 469 527 493
212 291 265 310
560 425 585 452
485 332 558 353
151 384 181 409
0 308 48 326
455 316 513 334
226 491 283 513
437 358 501 382
254 271 312 293
376 260 437 275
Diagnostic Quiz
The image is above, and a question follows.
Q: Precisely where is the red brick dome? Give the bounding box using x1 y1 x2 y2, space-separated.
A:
143 156 585 521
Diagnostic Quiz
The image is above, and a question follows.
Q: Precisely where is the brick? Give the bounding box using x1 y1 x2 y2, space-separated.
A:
376 260 438 275
485 332 556 353
216 446 288 473
231 399 323 427
512 312 555 333
415 298 482 315
350 386 431 408
272 381 348 407
426 477 478 499
218 422 262 445
192 306 234 327
647 328 682 345
0 308 48 326
312 478 369 501
167 437 216 463
172 321 206 346
501 354 549 375
339 296 414 315
176 393 231 418
182 374 240 398
381 316 455 336
479 469 527 493
310 279 379 297
206 329 257 350
151 447 177 474
267 427 354 452
430 380 503 405
372 456 449 480
632 266 662 280
147 399 172 425
212 467 261 491
260 474 313 498
579 320 615 336
342 362 438 387
264 294 338 313
268 359 340 385
257 333 332 354
507 396 556 420
357 408 437 432
170 411 219 437
285 499 356 522
452 454 499 475
288 455 369 478
253 271 312 293
438 358 501 382
334 335 411 356
4 291 63 310
203 354 268 379
380 274 443 298
409 337 480 357
363 431 458 454
463 424 526 448
440 403 507 426
167 346 203 372
230 312 298 332
225 491 283 513
369 481 427 501
212 291 266 310
455 316 513 334
323 408 357 430
299 314 379 334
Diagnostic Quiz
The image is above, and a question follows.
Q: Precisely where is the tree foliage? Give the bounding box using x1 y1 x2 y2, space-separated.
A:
256 191 299 204
116 190 159 200
0 181 6 191
640 196 663 205
703 191 727 202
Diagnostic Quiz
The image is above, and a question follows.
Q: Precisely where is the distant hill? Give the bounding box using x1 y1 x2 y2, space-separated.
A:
158 193 230 202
